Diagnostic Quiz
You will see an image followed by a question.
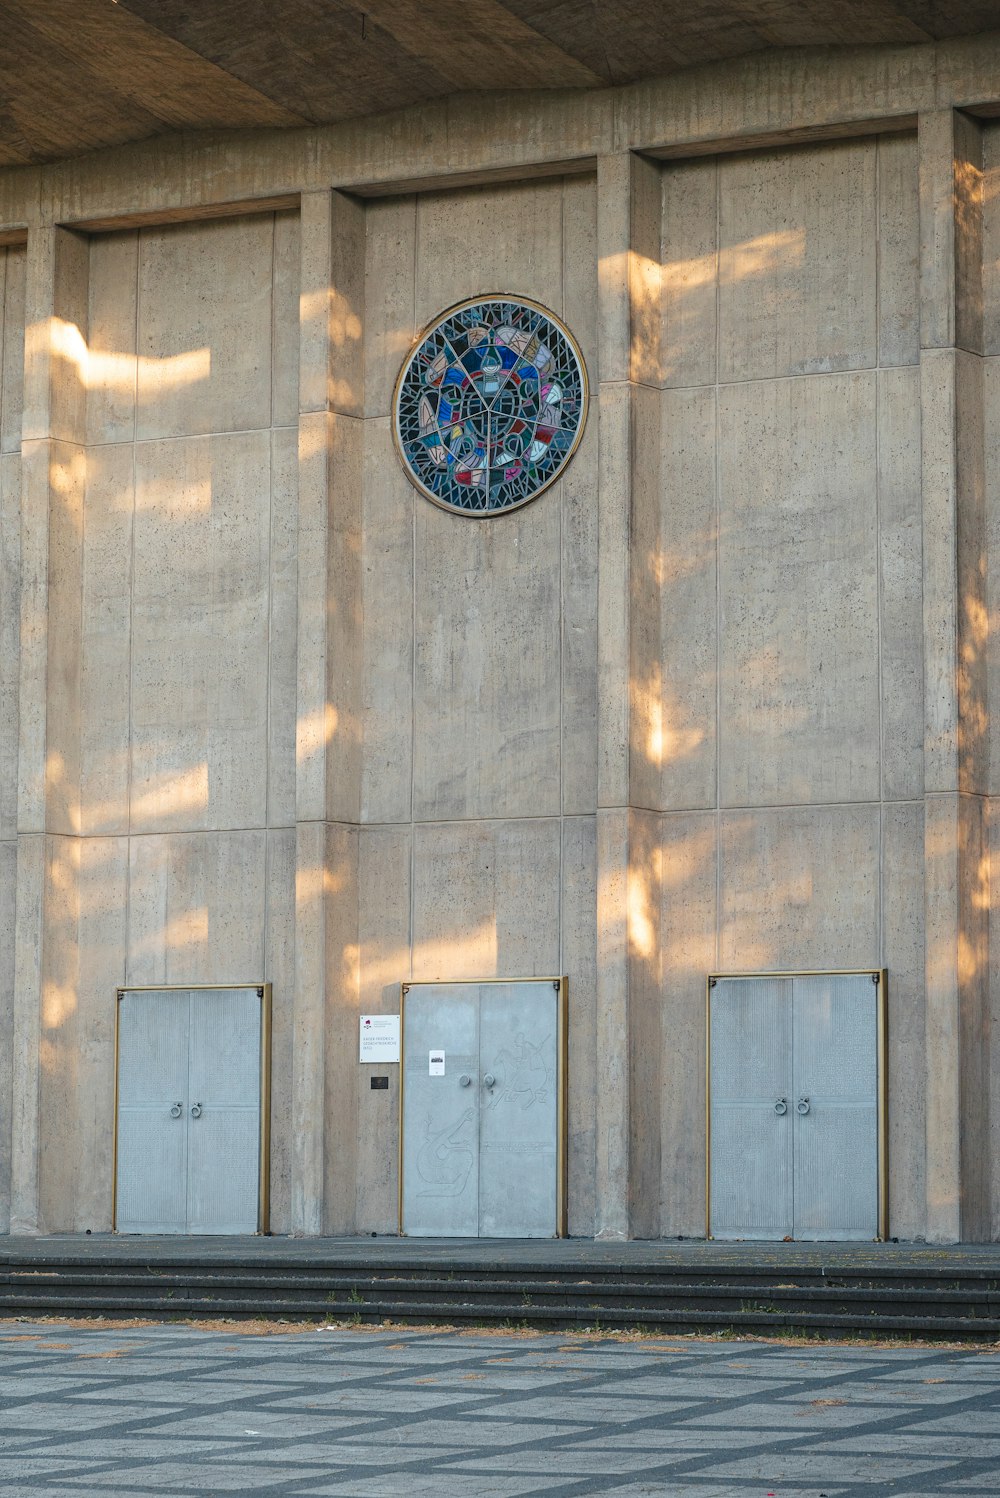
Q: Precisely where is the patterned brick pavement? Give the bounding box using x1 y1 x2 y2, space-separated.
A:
1 1321 999 1496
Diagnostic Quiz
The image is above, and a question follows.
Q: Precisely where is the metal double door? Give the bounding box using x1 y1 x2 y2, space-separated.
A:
401 981 563 1238
709 973 884 1241
115 988 265 1234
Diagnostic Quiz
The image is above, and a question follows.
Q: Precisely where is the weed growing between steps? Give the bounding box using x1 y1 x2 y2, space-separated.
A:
9 1312 1000 1351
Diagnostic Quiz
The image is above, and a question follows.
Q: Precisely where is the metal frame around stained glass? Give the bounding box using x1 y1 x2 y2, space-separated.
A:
391 294 589 517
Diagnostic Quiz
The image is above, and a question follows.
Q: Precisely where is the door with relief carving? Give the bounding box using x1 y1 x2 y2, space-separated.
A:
400 979 566 1238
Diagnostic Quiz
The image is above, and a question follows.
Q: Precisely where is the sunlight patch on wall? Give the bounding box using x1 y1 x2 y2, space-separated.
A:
47 316 210 395
296 704 339 766
130 764 209 825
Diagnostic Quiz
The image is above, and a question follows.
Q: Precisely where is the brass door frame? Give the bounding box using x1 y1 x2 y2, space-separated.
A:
705 969 889 1242
398 976 568 1237
113 983 272 1234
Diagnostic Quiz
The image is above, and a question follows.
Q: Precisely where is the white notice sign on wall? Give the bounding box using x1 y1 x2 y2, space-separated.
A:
359 1014 400 1064
429 1051 445 1076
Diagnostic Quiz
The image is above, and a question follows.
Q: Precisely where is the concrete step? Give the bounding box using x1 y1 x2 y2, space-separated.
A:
2 1268 999 1313
0 1287 998 1338
2 1256 1000 1337
3 1258 994 1294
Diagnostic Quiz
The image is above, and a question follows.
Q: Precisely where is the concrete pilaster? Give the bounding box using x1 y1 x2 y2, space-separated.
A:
291 190 363 1234
595 151 662 1238
919 109 989 1243
10 225 88 1233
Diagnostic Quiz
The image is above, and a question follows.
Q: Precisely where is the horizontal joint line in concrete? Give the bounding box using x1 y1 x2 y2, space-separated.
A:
335 154 599 199
41 825 301 840
298 407 364 419
355 813 599 829
919 344 989 358
923 789 990 801
402 813 565 828
660 361 920 396
642 113 919 161
60 195 302 235
625 797 931 816
293 817 362 827
83 425 300 450
291 820 360 833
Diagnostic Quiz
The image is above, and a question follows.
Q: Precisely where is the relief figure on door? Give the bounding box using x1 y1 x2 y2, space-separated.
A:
485 1032 551 1111
416 1108 475 1197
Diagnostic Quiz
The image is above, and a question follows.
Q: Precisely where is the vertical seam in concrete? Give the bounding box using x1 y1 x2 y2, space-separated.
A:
558 175 566 977
269 212 277 433
624 162 632 818
0 242 8 1222
932 43 940 117
875 139 885 963
78 290 88 847
408 195 419 980
124 230 141 982
713 155 722 972
947 120 961 786
262 214 276 978
875 135 884 374
0 251 6 449
264 214 276 839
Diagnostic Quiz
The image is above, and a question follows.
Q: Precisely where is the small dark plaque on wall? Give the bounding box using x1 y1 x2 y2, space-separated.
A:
370 1076 389 1091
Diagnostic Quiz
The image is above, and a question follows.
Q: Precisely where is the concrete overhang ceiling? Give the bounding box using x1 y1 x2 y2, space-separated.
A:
2 0 999 167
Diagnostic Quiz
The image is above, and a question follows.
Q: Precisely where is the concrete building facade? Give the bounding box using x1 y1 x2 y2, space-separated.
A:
1 31 1000 1242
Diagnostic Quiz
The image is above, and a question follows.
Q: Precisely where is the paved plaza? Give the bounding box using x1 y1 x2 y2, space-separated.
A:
0 1320 998 1496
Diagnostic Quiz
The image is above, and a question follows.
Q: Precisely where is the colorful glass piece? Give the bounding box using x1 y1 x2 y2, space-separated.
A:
392 295 588 516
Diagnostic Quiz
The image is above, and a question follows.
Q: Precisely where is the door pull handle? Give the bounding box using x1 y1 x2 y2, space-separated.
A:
483 1073 496 1088
773 1098 787 1116
169 1102 183 1119
459 1074 472 1088
190 1102 203 1118
796 1097 810 1115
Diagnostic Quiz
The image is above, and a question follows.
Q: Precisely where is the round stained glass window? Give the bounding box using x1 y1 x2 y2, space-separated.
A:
392 294 589 517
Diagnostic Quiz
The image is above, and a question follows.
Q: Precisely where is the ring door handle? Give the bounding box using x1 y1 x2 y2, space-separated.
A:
796 1097 810 1115
774 1098 787 1116
169 1102 183 1119
190 1102 203 1119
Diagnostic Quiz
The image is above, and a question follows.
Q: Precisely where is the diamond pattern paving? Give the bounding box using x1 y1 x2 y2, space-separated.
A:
1 1322 999 1495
